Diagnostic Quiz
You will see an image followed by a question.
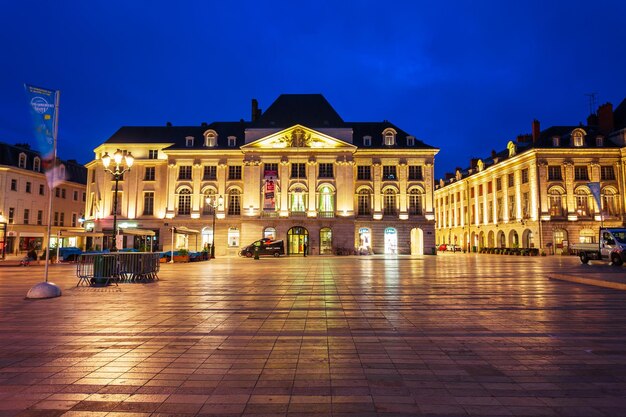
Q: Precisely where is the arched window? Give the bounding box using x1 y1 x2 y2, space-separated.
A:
264 227 276 240
548 187 566 217
408 188 423 215
177 189 192 215
203 189 217 215
579 229 595 244
602 188 618 216
318 185 334 216
383 189 397 215
357 189 371 216
575 188 591 217
227 189 241 215
204 130 217 147
572 129 584 147
18 153 27 169
289 186 307 213
383 129 396 146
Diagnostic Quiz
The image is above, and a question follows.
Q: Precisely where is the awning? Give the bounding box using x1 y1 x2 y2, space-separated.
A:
174 226 200 235
59 230 104 238
121 228 156 236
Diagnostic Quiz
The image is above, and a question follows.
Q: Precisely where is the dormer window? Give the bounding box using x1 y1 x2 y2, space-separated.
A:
507 141 517 157
18 153 27 169
363 136 371 147
596 136 604 147
33 157 41 172
406 136 415 146
185 136 194 147
571 129 585 147
552 136 560 147
228 136 237 147
383 128 396 146
203 130 217 147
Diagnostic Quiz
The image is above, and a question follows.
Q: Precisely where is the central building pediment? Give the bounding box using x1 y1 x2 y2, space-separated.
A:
242 125 356 151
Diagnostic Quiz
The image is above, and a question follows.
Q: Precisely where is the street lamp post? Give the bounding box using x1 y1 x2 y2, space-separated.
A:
205 195 223 258
101 149 134 251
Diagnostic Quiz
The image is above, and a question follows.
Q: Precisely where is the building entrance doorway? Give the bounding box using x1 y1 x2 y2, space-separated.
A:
287 226 309 255
410 227 424 255
319 227 332 255
384 227 397 254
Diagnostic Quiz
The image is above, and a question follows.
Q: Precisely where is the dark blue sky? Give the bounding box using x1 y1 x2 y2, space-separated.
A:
2 0 625 178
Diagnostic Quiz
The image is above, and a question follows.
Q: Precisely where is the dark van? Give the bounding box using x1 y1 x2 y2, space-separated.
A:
239 238 285 258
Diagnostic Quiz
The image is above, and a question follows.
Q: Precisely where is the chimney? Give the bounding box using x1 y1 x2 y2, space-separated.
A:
587 113 599 127
166 121 172 127
598 103 614 133
251 99 262 122
470 158 479 169
532 119 540 143
491 149 497 159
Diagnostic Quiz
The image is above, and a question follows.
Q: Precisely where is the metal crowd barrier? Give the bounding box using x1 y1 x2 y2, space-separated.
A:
76 252 162 286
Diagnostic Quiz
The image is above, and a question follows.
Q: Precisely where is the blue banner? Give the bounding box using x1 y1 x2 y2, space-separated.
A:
24 84 58 160
587 182 602 211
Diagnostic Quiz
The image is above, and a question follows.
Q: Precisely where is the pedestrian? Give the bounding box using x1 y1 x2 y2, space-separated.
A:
303 242 307 257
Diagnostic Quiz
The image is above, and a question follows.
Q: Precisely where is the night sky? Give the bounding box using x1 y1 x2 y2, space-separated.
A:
2 0 625 178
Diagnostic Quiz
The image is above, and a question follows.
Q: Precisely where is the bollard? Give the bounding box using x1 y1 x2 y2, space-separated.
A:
254 246 260 260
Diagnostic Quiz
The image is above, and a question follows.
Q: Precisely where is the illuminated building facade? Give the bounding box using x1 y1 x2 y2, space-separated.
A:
84 95 439 255
0 142 87 257
434 100 626 253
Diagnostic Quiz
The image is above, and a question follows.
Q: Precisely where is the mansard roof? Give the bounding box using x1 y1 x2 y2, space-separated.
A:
0 142 87 184
103 94 437 151
254 94 345 128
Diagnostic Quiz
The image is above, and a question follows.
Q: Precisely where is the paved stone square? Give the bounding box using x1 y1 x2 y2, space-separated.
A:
0 254 625 416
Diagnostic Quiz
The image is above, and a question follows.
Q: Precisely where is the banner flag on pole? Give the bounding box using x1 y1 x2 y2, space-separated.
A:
587 182 602 211
24 84 65 187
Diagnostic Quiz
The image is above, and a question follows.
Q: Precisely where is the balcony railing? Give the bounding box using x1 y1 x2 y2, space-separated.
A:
318 211 334 218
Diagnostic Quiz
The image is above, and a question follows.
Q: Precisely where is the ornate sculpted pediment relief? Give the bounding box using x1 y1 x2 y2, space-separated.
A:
243 125 356 150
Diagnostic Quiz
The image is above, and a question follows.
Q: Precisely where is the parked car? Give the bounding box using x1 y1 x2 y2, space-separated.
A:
437 244 447 251
239 239 285 258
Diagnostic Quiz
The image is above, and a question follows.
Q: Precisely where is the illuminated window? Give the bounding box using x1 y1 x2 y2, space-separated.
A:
143 192 154 215
289 187 307 213
548 166 562 181
227 189 241 215
383 189 397 215
177 189 191 215
579 229 595 244
575 188 591 217
317 186 334 215
548 188 565 217
357 165 371 180
383 129 396 146
408 189 423 215
203 165 217 180
357 189 371 216
601 166 615 181
572 130 584 147
204 130 217 147
228 165 242 180
178 166 192 180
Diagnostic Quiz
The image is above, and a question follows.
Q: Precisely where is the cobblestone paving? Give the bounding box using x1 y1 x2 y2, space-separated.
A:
0 255 625 416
